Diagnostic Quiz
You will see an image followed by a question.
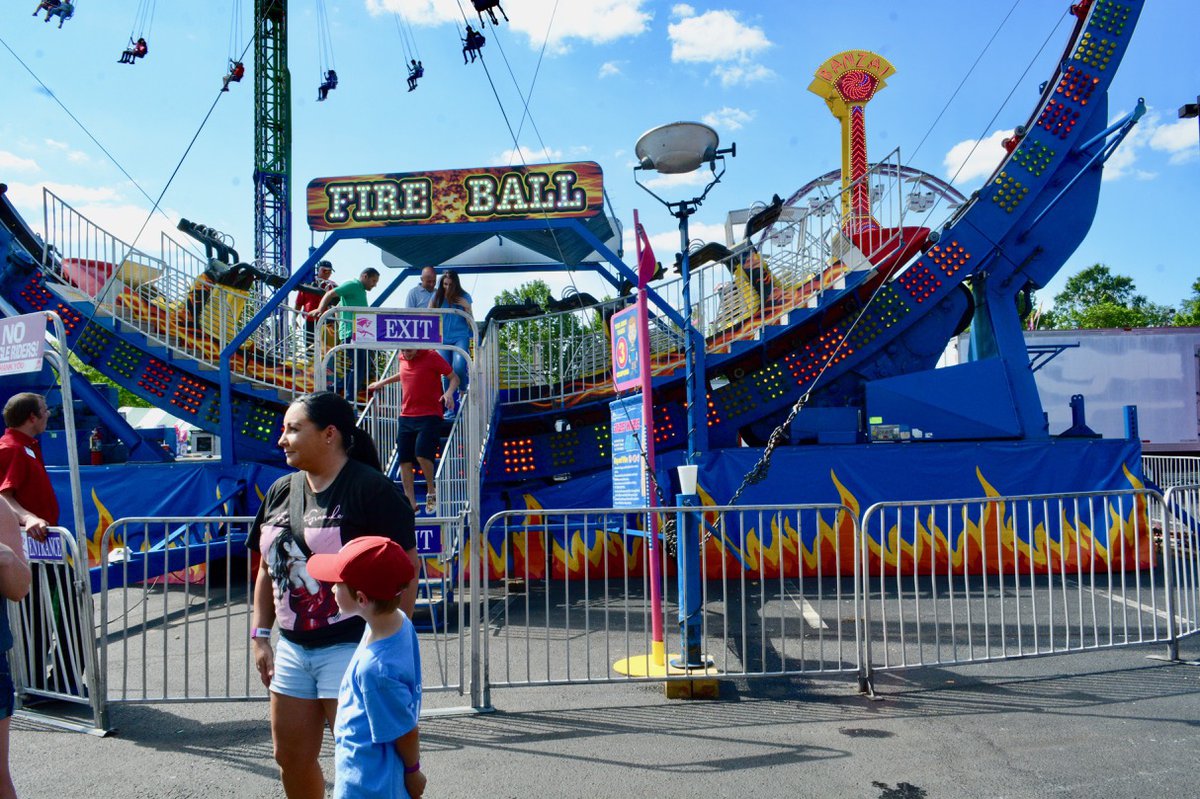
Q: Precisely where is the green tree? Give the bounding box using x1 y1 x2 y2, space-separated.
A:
1038 264 1173 329
493 280 606 387
1173 278 1200 327
68 354 150 409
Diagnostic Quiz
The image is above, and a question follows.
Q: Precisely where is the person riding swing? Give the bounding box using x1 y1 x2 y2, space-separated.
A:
406 60 424 92
35 0 74 28
472 0 508 26
462 25 486 64
318 69 339 102
222 60 246 92
119 36 148 64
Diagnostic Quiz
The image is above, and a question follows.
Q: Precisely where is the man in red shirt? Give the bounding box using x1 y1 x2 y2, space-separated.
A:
294 260 337 352
367 350 459 514
0 393 58 540
0 393 80 698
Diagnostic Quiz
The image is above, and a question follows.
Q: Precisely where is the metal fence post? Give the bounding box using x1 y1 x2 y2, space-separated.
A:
1161 487 1180 661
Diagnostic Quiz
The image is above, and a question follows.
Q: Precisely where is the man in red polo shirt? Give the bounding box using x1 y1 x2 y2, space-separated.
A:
367 350 458 514
0 393 57 540
0 392 82 698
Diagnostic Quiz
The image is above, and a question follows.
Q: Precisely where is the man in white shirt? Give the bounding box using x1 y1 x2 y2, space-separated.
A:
405 267 437 309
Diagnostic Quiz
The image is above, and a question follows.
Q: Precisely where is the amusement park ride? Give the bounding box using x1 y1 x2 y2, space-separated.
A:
0 1 1152 576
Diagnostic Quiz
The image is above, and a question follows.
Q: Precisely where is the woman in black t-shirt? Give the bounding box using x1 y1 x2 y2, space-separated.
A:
248 392 416 799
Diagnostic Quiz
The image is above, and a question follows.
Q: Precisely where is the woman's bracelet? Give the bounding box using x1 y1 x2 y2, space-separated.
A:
404 760 421 774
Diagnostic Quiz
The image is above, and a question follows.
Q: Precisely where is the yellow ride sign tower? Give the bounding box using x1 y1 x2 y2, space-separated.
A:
807 50 896 233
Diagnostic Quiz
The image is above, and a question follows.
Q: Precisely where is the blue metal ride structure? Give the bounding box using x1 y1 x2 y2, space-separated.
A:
0 0 1146 490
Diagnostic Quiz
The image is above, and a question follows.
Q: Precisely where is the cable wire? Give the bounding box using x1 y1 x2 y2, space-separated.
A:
62 32 260 361
0 33 175 224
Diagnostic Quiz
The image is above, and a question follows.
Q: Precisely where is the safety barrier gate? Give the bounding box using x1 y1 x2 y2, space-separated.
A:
10 526 102 734
89 514 471 730
858 489 1180 691
24 482 1200 730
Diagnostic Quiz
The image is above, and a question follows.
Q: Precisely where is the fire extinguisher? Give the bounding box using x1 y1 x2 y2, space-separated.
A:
89 428 103 465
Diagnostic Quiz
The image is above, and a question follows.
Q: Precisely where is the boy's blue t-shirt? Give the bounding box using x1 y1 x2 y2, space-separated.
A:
333 614 423 799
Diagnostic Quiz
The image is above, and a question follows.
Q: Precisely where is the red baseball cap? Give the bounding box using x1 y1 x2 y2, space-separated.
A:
307 536 416 601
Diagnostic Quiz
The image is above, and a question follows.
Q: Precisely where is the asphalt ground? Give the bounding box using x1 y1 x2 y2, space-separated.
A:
10 636 1200 799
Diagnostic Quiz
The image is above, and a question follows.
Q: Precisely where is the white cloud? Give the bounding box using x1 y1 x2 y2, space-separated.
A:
41 138 89 164
1100 108 1194 181
5 181 119 207
495 144 564 166
624 220 731 267
640 170 711 191
598 61 622 78
702 107 754 132
0 151 40 173
668 7 769 62
364 1 459 25
366 0 651 52
668 6 771 87
940 108 1198 187
714 63 773 87
4 180 186 257
942 129 1013 185
1149 117 1199 165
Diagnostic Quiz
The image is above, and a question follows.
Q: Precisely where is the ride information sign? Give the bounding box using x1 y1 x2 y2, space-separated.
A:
610 394 647 507
609 304 642 392
0 313 47 376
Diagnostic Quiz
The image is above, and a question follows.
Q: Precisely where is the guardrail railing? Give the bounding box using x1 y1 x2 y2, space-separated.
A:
40 189 314 402
1143 455 1200 489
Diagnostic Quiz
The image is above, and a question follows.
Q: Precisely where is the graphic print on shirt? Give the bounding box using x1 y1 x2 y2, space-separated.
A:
261 512 346 632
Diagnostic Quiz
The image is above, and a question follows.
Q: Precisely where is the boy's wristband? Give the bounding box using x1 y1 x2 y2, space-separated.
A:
404 760 421 774
250 627 272 640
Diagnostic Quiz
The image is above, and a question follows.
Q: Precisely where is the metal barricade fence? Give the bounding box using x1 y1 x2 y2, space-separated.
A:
1160 485 1200 653
479 504 861 691
10 526 102 732
96 515 472 713
1143 455 1200 489
415 514 470 698
98 517 259 710
858 489 1172 687
35 483 1200 728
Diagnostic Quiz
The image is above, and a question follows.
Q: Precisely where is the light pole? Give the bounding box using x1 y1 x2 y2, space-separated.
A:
633 122 735 464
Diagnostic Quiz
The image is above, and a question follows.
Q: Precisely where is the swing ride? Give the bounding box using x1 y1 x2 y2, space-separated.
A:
0 0 1155 583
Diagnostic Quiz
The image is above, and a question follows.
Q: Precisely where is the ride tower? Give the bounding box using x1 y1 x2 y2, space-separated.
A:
807 51 895 234
254 0 291 275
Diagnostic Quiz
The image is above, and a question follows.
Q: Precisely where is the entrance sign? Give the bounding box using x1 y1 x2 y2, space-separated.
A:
24 529 66 564
354 313 444 345
610 304 643 391
0 313 47 375
308 162 605 231
610 394 648 507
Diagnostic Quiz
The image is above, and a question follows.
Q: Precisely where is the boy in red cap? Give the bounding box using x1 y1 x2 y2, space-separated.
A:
307 536 425 799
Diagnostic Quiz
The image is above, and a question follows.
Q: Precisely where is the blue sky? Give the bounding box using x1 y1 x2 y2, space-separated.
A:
1 0 1196 316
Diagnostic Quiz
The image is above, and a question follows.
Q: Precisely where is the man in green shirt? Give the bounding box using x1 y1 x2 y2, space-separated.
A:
315 267 381 394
